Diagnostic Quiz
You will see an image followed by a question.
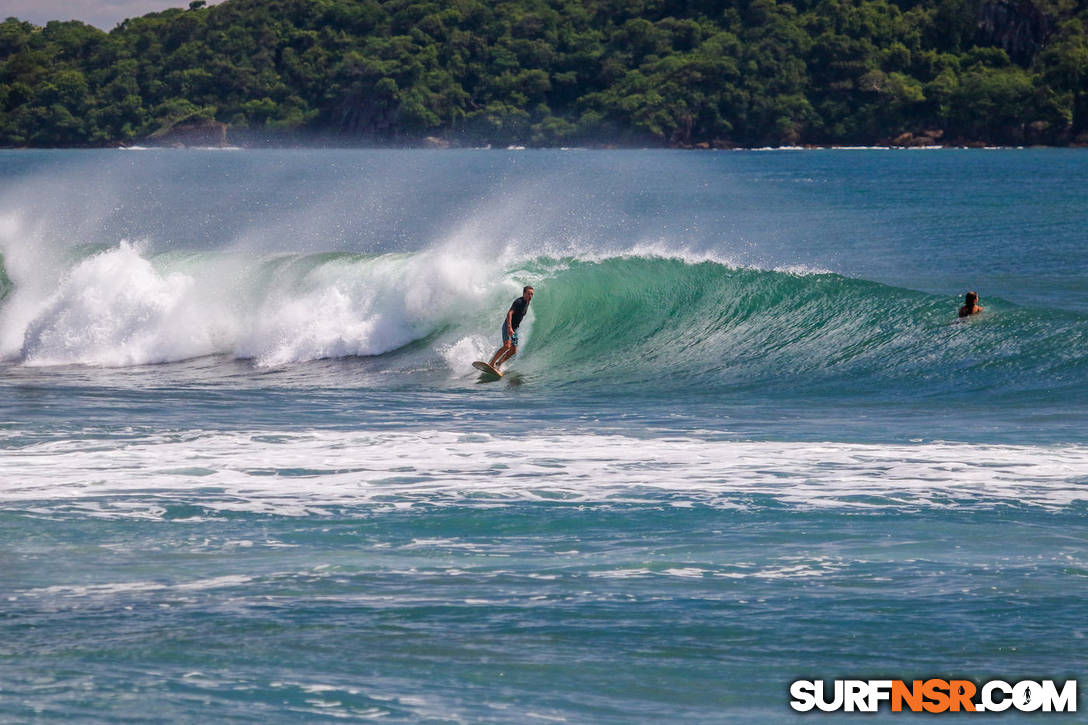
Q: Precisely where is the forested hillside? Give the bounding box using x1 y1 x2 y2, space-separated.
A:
2 0 1087 147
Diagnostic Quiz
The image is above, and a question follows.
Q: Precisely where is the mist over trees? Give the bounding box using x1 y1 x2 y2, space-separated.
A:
1 0 1087 147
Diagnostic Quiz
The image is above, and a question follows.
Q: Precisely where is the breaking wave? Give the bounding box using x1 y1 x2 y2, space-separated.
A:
0 243 1084 399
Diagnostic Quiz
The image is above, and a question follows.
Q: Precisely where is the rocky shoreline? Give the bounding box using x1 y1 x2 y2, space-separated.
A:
6 117 1085 151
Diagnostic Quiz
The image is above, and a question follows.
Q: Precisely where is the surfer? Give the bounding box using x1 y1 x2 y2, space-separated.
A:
488 286 534 370
958 291 984 317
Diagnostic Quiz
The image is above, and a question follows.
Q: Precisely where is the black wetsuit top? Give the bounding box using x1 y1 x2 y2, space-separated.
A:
509 297 530 329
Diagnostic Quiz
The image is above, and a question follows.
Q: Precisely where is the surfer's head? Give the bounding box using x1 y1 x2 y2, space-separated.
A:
523 285 534 301
965 291 978 307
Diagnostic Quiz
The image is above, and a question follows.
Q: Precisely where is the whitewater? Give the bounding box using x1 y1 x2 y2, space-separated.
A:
1 149 1085 723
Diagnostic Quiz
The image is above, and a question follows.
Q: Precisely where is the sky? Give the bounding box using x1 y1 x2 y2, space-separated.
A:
1 0 225 30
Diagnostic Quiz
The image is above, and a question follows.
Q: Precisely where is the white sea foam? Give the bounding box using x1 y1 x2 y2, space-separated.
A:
438 334 494 372
234 250 498 366
1 240 513 367
772 263 835 276
19 242 227 366
1 431 1084 517
17 574 255 599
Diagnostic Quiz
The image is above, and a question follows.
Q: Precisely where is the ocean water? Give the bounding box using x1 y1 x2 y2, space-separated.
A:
0 148 1085 722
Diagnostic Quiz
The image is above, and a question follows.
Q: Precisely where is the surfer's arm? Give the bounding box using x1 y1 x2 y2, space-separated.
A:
505 309 516 335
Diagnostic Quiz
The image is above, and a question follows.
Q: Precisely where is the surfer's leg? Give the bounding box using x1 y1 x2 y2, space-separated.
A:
491 324 515 367
495 345 516 368
494 329 519 368
489 342 511 367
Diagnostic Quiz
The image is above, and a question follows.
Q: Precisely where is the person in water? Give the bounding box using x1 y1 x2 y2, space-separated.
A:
959 290 984 317
489 286 534 370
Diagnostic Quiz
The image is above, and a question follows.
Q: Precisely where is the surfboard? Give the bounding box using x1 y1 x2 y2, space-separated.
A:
472 361 503 378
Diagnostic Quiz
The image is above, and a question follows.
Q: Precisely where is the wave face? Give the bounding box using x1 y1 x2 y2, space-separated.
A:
522 256 1088 396
1 244 1084 401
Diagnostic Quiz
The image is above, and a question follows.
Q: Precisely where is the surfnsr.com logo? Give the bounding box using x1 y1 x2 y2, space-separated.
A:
790 679 1078 713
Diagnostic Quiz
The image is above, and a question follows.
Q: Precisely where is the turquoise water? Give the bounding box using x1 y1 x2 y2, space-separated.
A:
1 149 1085 722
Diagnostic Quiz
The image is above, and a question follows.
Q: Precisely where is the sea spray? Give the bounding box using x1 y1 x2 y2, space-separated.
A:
235 249 505 367
19 242 223 367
